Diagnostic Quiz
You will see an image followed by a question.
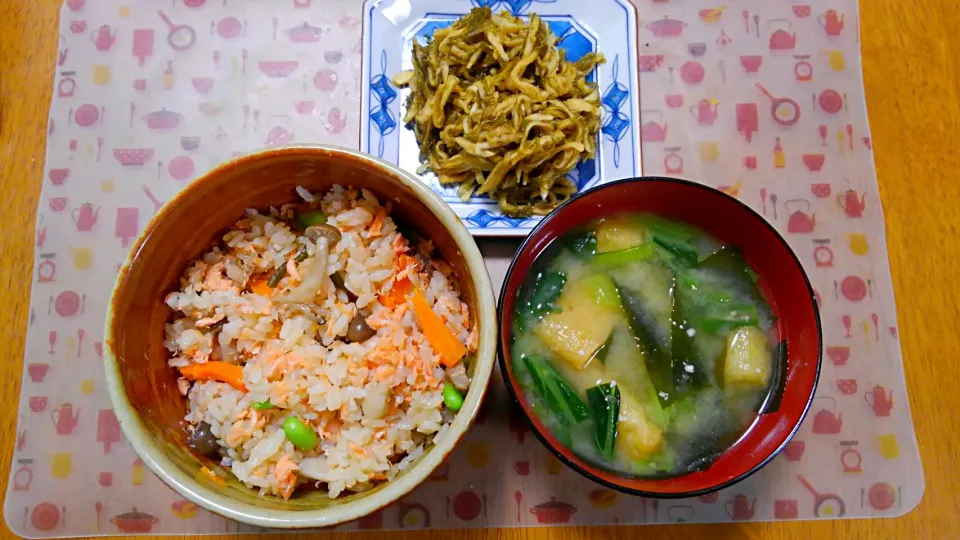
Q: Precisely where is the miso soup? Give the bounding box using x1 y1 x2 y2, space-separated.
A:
511 213 785 477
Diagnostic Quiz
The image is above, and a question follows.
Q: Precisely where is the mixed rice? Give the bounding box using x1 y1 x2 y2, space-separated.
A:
163 185 477 499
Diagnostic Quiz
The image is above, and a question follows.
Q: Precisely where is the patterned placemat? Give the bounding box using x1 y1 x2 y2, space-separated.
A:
5 0 921 536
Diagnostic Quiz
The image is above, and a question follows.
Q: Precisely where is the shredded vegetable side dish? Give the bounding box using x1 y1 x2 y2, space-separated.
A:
392 8 606 217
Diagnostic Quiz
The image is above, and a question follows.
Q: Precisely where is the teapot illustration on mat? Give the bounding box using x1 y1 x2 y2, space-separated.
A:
838 189 866 218
819 9 845 37
811 397 842 434
265 115 295 146
785 199 816 233
90 24 116 51
72 203 99 232
769 19 797 50
865 385 894 417
725 494 756 520
51 403 80 435
690 99 719 126
641 110 668 142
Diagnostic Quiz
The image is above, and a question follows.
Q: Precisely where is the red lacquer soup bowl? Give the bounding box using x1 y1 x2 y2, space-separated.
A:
498 177 821 497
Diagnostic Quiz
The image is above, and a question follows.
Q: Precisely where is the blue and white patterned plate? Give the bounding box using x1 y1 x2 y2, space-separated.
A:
360 0 642 236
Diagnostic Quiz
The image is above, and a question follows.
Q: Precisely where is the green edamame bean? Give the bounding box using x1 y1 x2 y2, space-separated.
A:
442 383 464 411
282 416 318 450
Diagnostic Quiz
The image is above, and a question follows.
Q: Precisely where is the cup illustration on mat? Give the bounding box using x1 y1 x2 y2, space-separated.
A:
49 197 68 212
48 168 69 185
836 378 858 395
699 141 719 163
740 55 762 73
29 396 48 412
783 440 805 461
824 50 845 71
132 458 146 485
98 472 114 486
874 434 899 459
71 246 93 270
28 363 50 383
92 65 111 85
50 452 72 479
848 233 869 255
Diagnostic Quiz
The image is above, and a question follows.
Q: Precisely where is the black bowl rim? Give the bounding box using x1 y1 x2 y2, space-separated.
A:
496 176 823 499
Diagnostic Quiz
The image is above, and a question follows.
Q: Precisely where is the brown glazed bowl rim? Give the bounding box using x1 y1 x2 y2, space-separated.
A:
103 144 498 529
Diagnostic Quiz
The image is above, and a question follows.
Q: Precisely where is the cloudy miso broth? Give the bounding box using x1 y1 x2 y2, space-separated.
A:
511 213 784 477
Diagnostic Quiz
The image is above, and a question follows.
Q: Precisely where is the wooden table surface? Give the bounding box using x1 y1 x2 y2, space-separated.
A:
2 1 958 539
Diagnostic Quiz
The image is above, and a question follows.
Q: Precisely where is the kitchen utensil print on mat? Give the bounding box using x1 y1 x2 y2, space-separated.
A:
115 208 139 247
819 9 846 37
725 494 756 520
798 475 845 517
132 29 154 65
811 397 842 434
157 10 197 51
51 403 80 435
90 24 116 51
865 385 894 417
757 84 800 126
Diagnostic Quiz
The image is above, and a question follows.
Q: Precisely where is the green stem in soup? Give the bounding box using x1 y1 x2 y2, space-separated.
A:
653 235 700 267
579 273 622 309
654 247 700 289
700 303 760 333
514 269 567 334
586 382 621 459
699 247 772 325
520 355 590 427
593 243 657 267
565 230 598 258
527 271 568 317
634 214 699 243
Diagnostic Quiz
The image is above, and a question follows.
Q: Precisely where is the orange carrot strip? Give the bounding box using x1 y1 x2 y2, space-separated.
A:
397 254 419 271
249 277 273 297
180 361 247 392
379 277 412 308
369 209 386 237
411 290 466 367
